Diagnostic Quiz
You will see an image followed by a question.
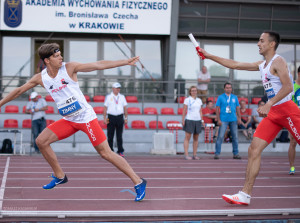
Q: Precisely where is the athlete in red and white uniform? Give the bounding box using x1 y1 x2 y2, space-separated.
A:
197 31 300 205
0 43 147 202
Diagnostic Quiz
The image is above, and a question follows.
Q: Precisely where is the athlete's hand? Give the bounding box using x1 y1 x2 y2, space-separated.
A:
127 56 140 66
104 118 109 125
197 48 210 59
257 102 272 117
217 120 222 126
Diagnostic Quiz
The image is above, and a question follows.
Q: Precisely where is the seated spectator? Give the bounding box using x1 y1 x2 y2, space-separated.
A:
238 99 252 140
201 100 219 139
252 100 265 129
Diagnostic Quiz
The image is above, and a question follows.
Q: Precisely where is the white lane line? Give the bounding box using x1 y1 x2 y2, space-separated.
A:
0 157 10 211
5 177 300 180
3 196 300 201
4 185 300 189
1 171 292 174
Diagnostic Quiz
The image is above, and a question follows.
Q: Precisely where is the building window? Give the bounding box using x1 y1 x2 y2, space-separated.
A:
135 40 162 79
233 42 263 81
277 44 295 76
69 41 98 75
2 37 31 76
103 41 132 77
175 40 200 80
204 44 230 78
296 45 300 75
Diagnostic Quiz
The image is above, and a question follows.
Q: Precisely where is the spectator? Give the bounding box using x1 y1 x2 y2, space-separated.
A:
238 99 253 140
182 86 204 160
25 92 48 153
214 82 242 160
201 100 219 139
103 82 128 157
252 100 265 129
197 66 211 104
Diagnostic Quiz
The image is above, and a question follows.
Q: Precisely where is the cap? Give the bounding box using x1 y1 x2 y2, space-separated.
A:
112 82 121 88
30 92 38 99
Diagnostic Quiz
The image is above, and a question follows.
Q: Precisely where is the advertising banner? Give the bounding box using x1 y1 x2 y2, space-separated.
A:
0 0 172 34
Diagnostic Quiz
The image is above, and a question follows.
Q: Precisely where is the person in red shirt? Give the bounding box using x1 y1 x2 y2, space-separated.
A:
238 99 253 140
202 100 219 139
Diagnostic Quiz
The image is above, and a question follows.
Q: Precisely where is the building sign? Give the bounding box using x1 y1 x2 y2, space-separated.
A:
0 0 172 34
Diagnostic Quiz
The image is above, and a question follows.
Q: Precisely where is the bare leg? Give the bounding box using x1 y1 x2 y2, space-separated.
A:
183 132 192 157
288 133 297 168
36 128 65 179
94 140 141 185
192 134 199 157
242 137 269 195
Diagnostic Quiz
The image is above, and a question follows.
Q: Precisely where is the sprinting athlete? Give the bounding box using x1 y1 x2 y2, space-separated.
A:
0 43 146 202
197 31 300 205
288 65 300 175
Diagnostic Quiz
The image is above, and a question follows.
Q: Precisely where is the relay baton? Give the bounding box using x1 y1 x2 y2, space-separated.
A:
188 33 205 60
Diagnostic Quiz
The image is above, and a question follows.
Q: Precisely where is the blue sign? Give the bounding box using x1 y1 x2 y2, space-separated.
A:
4 0 22 28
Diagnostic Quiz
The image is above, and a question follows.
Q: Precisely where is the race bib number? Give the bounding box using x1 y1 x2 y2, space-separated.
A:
57 96 83 117
263 82 275 99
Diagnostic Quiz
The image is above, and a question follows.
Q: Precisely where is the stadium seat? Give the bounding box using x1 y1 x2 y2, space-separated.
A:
131 120 147 129
5 105 19 113
127 107 141 114
161 107 175 115
98 120 107 129
177 96 186 103
4 119 18 128
93 95 105 102
45 95 55 102
93 106 104 114
22 119 32 128
84 95 91 102
238 97 249 104
166 120 182 130
177 107 184 115
149 121 164 129
144 107 158 115
46 119 55 126
45 106 54 114
251 97 261 104
207 97 218 103
126 96 138 103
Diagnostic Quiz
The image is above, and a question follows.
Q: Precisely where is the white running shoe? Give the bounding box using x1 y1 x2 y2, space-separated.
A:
222 191 251 205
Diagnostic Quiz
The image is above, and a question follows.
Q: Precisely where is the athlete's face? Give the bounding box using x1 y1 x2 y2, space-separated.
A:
190 87 197 98
46 51 63 67
257 33 274 56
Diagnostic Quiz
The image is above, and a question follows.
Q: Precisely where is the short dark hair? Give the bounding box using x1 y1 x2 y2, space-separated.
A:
206 100 213 105
263 31 280 50
258 100 265 106
224 82 232 89
298 66 300 73
38 43 60 61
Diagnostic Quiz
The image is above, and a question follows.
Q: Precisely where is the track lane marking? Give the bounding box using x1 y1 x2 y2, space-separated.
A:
0 157 10 211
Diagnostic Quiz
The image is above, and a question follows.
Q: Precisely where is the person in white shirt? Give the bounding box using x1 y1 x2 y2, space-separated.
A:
25 92 48 153
103 83 128 157
197 66 211 104
182 86 204 160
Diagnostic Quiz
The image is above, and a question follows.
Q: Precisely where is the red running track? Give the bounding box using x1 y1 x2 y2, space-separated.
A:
0 154 300 221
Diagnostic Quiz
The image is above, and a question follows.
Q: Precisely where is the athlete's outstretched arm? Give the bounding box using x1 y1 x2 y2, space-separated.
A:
198 48 262 71
70 56 139 73
0 73 42 108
